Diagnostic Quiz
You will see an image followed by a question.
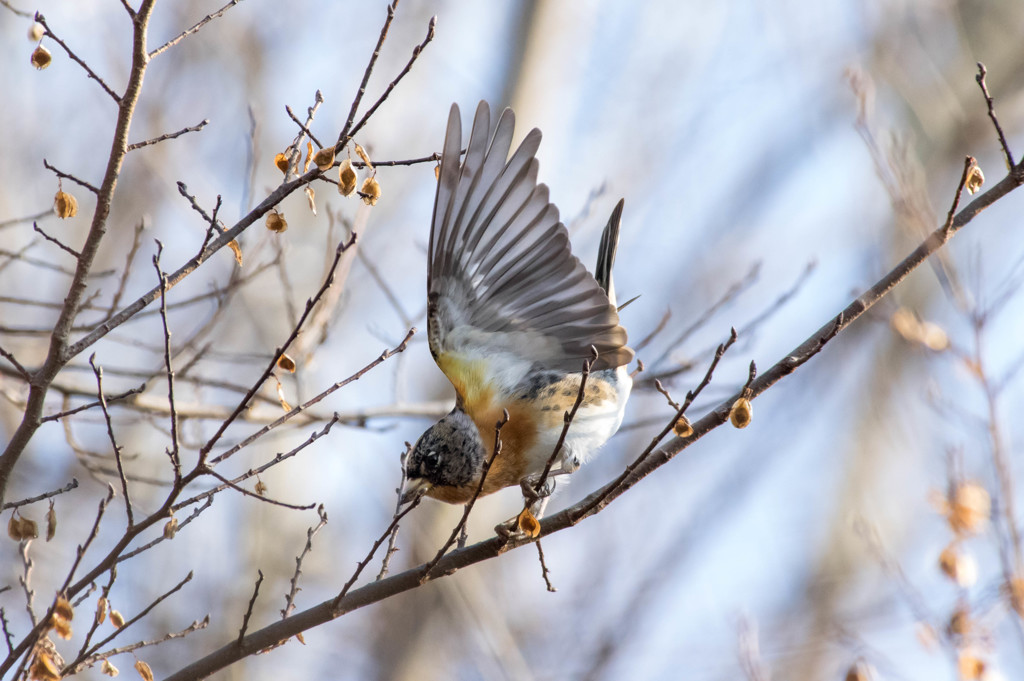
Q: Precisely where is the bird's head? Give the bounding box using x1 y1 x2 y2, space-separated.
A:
402 409 486 504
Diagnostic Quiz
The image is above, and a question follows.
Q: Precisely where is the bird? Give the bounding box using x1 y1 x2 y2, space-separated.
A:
402 101 633 519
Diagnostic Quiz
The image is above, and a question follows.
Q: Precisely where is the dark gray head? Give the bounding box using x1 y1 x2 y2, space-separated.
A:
403 409 486 502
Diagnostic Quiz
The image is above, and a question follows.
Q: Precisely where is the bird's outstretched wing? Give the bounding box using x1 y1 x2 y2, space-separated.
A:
427 101 632 404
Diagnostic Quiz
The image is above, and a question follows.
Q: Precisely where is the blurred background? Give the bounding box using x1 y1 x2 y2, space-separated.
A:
2 0 1024 679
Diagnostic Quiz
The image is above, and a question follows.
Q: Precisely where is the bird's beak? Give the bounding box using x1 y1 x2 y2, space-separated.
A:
400 479 433 505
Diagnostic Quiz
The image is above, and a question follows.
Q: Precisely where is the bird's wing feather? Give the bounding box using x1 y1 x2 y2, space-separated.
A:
427 102 632 404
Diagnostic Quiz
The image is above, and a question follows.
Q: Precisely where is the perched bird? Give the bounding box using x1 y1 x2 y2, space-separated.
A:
403 101 633 516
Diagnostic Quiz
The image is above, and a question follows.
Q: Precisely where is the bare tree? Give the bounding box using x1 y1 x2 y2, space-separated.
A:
2 2 1024 680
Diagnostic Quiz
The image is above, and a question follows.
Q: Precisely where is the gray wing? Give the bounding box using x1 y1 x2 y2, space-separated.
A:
427 101 633 374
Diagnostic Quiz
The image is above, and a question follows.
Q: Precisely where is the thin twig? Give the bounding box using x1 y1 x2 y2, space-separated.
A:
72 616 209 674
40 385 145 423
118 497 213 564
106 220 146 317
148 0 244 59
2 479 78 511
200 468 315 511
0 0 32 18
173 420 339 514
975 62 1015 170
237 571 264 646
18 540 37 626
199 234 358 461
649 262 760 370
576 329 739 519
377 444 413 580
42 159 100 194
127 119 209 151
356 249 413 327
352 152 443 168
336 1 399 147
200 195 225 254
0 345 31 381
68 571 194 668
35 13 121 103
0 608 14 656
282 506 328 618
153 244 181 480
89 356 133 527
0 209 52 231
32 223 81 258
330 495 423 611
346 15 437 142
535 541 556 593
59 485 115 594
70 570 116 667
285 106 323 149
942 157 977 236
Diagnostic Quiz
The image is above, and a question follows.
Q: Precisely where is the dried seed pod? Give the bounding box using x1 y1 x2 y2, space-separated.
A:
434 163 440 181
948 482 990 536
254 479 267 496
338 159 357 196
46 501 56 541
19 516 39 539
277 354 297 373
101 659 119 677
916 622 939 651
958 651 985 680
1007 577 1024 617
966 165 985 195
948 606 971 637
673 414 693 437
516 508 541 538
313 146 335 171
304 185 316 215
919 321 949 351
54 190 78 219
354 142 374 171
163 516 178 540
265 210 287 233
227 239 243 266
729 397 752 429
29 651 60 681
274 152 289 174
31 45 52 70
890 307 920 342
360 176 381 206
275 376 291 411
28 22 45 42
843 661 876 681
52 615 72 640
8 513 21 541
96 597 108 625
110 609 125 628
303 140 313 173
54 596 73 622
939 544 977 587
134 660 154 681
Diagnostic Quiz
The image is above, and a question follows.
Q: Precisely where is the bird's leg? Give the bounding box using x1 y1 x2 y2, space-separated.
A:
494 472 570 540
